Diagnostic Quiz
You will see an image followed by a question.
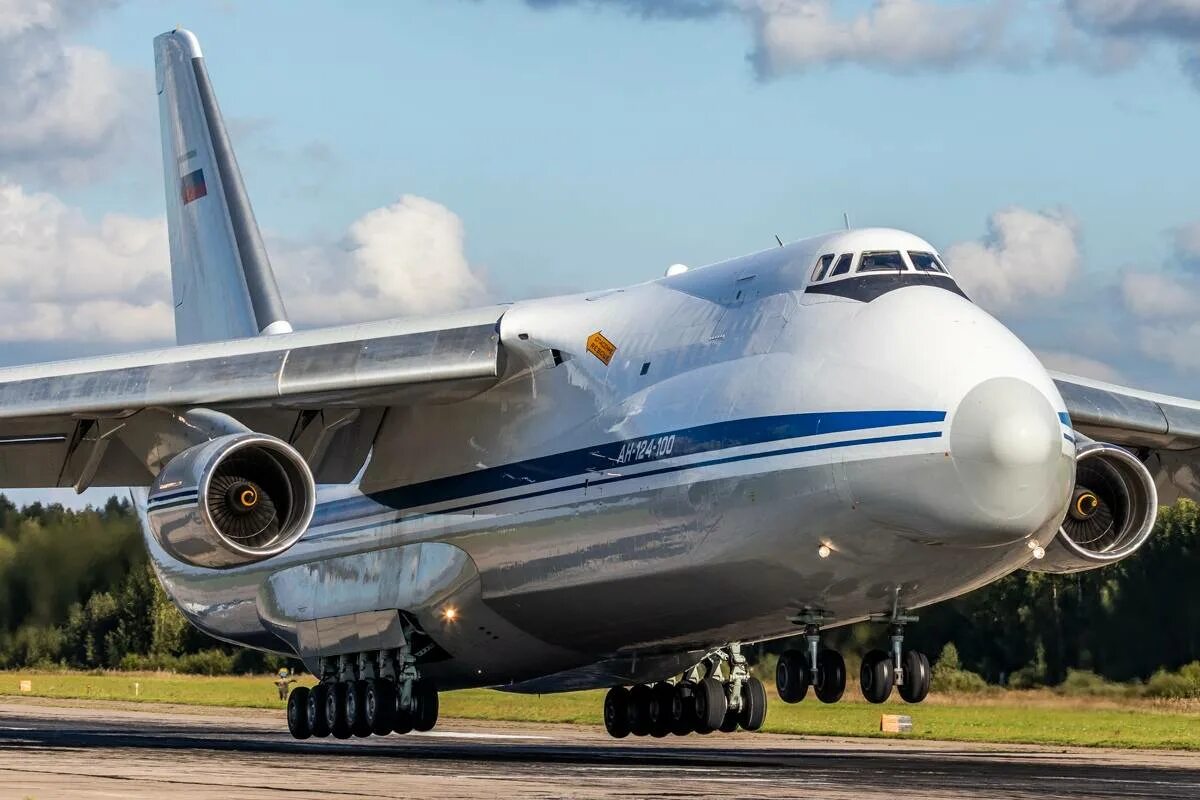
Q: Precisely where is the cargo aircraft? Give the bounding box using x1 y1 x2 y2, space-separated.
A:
1 29 1198 740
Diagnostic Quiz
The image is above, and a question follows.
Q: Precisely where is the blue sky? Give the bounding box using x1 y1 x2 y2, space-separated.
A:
3 0 1200 506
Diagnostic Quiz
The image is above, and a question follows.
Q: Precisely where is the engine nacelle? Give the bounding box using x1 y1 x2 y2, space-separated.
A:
1030 440 1158 574
147 433 316 569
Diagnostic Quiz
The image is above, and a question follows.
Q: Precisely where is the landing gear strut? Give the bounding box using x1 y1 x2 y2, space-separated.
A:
778 613 846 705
601 643 768 738
861 613 930 704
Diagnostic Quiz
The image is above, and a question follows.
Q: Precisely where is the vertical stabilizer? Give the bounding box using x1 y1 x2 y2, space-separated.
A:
154 28 292 345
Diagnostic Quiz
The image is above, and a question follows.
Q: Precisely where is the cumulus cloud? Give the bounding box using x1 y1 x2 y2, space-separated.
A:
1036 349 1124 383
0 180 489 346
1120 270 1199 318
0 0 142 185
272 195 489 326
743 0 1021 78
0 180 172 342
523 0 728 18
943 207 1081 310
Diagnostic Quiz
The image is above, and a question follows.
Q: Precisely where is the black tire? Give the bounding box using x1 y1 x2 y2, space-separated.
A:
287 686 311 740
670 682 697 736
327 681 351 739
366 678 394 736
692 676 726 733
649 682 674 738
603 686 631 738
351 679 373 737
776 650 809 704
860 650 894 704
899 650 931 704
307 684 330 738
814 649 846 704
392 685 414 735
412 680 439 732
628 684 653 736
738 676 768 731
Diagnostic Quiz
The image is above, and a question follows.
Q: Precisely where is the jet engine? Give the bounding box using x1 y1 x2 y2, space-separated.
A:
146 433 316 569
1030 439 1158 574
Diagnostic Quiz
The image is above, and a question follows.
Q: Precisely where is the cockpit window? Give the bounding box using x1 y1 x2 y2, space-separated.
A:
909 251 946 273
811 254 834 282
857 251 906 273
830 253 853 277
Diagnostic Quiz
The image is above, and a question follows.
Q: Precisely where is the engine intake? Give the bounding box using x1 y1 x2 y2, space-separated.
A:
1032 440 1158 574
147 433 316 569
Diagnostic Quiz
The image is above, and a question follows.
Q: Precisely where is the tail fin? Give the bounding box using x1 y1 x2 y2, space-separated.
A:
154 29 292 345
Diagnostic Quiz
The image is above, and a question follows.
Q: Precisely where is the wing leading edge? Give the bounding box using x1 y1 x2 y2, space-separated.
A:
0 307 507 490
1052 371 1200 504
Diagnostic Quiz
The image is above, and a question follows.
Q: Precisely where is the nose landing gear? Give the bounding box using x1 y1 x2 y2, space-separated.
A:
777 622 847 705
861 614 930 704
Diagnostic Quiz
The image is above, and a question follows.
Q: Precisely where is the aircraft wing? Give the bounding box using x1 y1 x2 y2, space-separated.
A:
1052 371 1200 503
0 307 507 490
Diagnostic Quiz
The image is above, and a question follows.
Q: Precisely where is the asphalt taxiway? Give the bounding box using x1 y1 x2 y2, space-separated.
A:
0 699 1197 799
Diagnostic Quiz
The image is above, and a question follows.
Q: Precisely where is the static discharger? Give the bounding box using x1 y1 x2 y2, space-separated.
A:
881 714 913 734
587 331 617 366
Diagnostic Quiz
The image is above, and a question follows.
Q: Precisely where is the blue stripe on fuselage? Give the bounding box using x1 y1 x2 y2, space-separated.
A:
356 410 946 516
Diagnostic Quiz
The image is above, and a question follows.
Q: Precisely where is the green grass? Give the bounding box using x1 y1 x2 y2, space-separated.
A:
2 671 1199 750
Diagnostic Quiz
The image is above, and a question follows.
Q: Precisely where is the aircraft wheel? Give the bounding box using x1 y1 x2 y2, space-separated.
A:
899 650 931 704
671 682 697 736
306 683 330 738
327 681 351 739
814 649 846 704
287 686 310 739
392 686 414 735
776 650 809 704
412 680 439 732
366 678 394 736
860 649 894 704
603 686 631 738
739 676 768 731
692 676 726 733
351 679 374 737
649 682 673 738
628 684 653 736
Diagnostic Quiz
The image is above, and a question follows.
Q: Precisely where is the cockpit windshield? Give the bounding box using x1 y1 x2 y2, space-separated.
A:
857 251 906 272
908 251 947 273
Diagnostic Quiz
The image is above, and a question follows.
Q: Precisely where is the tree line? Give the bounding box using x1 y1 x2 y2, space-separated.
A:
1 493 1198 683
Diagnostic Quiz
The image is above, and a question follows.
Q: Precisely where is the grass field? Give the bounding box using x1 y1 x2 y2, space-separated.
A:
2 670 1198 750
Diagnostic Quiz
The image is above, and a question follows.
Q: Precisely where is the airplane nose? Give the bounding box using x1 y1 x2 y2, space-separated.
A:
947 376 1072 539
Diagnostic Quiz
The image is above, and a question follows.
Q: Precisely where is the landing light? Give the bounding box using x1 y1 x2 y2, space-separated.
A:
441 606 459 622
818 544 832 559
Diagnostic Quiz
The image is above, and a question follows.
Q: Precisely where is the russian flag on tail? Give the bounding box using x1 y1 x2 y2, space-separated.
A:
181 169 207 204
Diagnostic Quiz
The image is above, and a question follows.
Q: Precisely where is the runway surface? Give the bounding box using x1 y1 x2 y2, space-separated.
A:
0 699 1198 799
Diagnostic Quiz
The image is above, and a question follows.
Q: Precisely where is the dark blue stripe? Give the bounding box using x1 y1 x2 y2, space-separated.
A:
148 497 198 514
308 429 943 542
363 410 944 514
149 489 198 505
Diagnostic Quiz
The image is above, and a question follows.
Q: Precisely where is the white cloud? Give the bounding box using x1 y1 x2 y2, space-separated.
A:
1036 349 1124 383
1120 270 1199 318
272 195 489 327
744 0 1021 78
0 180 489 345
0 180 172 342
0 0 141 185
943 207 1081 310
1175 220 1200 264
1136 321 1200 373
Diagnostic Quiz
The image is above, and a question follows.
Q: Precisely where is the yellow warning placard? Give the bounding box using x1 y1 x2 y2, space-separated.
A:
586 331 617 365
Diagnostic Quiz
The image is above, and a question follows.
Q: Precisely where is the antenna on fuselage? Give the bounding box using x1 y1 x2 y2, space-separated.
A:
774 235 783 247
843 212 851 231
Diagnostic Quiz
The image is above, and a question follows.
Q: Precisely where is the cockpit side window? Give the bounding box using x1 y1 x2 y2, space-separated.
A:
909 251 946 273
811 254 834 282
830 253 854 277
857 251 906 273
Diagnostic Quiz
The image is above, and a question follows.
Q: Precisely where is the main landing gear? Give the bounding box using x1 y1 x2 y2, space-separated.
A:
285 648 440 740
777 612 931 707
602 643 768 738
